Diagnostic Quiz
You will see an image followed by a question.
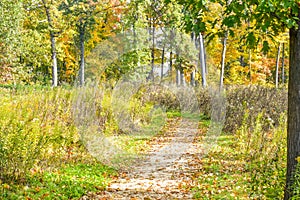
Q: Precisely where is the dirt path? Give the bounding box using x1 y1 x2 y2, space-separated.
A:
82 118 204 200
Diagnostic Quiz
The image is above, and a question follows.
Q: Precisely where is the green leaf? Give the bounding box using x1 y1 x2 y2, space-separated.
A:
223 15 237 28
262 40 270 54
246 32 256 49
285 18 296 29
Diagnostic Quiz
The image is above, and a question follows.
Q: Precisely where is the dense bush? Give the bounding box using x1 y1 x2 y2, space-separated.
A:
138 84 211 115
139 84 180 110
224 85 287 133
72 84 159 136
193 85 287 134
137 84 287 134
0 88 79 182
110 84 287 133
127 84 287 133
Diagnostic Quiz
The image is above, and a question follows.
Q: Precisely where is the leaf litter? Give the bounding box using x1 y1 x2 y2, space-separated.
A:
80 117 205 200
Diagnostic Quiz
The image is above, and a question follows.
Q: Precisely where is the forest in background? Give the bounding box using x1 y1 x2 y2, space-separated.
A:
0 0 290 88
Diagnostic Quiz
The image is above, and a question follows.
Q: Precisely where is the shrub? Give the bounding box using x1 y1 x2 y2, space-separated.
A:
139 83 211 115
139 85 287 134
195 88 212 117
237 112 287 198
224 85 287 133
0 88 79 183
139 83 180 110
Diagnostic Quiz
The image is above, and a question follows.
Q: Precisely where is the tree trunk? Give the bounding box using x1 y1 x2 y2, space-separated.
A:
190 70 195 86
42 0 58 87
50 32 58 87
249 49 252 83
239 55 245 67
176 69 180 86
161 46 165 80
284 21 300 200
191 32 194 42
79 25 85 86
151 23 155 81
180 69 185 86
282 43 285 84
169 29 174 83
275 43 281 88
203 36 208 75
169 51 173 82
220 31 228 89
199 33 207 88
194 34 199 48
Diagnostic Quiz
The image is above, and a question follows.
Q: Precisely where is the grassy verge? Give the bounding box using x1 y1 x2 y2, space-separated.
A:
193 113 287 199
193 135 250 199
0 163 116 199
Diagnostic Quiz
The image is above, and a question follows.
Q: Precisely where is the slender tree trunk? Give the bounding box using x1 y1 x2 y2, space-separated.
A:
169 51 173 82
247 18 252 83
161 46 165 80
203 35 208 75
176 69 180 86
249 49 252 82
194 33 199 49
180 69 185 86
239 55 245 67
275 43 281 88
220 31 228 89
282 43 285 84
50 33 58 87
169 29 174 83
284 20 300 200
42 0 58 87
151 22 155 81
175 31 182 87
191 32 194 42
190 70 195 86
199 33 207 88
79 25 85 86
133 23 137 49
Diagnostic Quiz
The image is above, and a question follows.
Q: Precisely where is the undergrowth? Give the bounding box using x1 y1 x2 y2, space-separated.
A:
193 111 287 199
0 85 290 199
0 85 174 199
0 163 116 199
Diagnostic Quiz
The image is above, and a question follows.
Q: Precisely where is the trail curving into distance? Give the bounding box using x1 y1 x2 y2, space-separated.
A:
81 118 206 200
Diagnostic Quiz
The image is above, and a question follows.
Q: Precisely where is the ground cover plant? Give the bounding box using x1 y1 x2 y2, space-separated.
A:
0 84 293 199
193 112 287 199
0 86 118 199
0 163 116 199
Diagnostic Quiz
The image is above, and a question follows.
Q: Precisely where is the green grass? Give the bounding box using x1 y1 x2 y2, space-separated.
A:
192 117 287 199
0 163 116 200
167 110 182 118
167 110 209 121
193 135 250 199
